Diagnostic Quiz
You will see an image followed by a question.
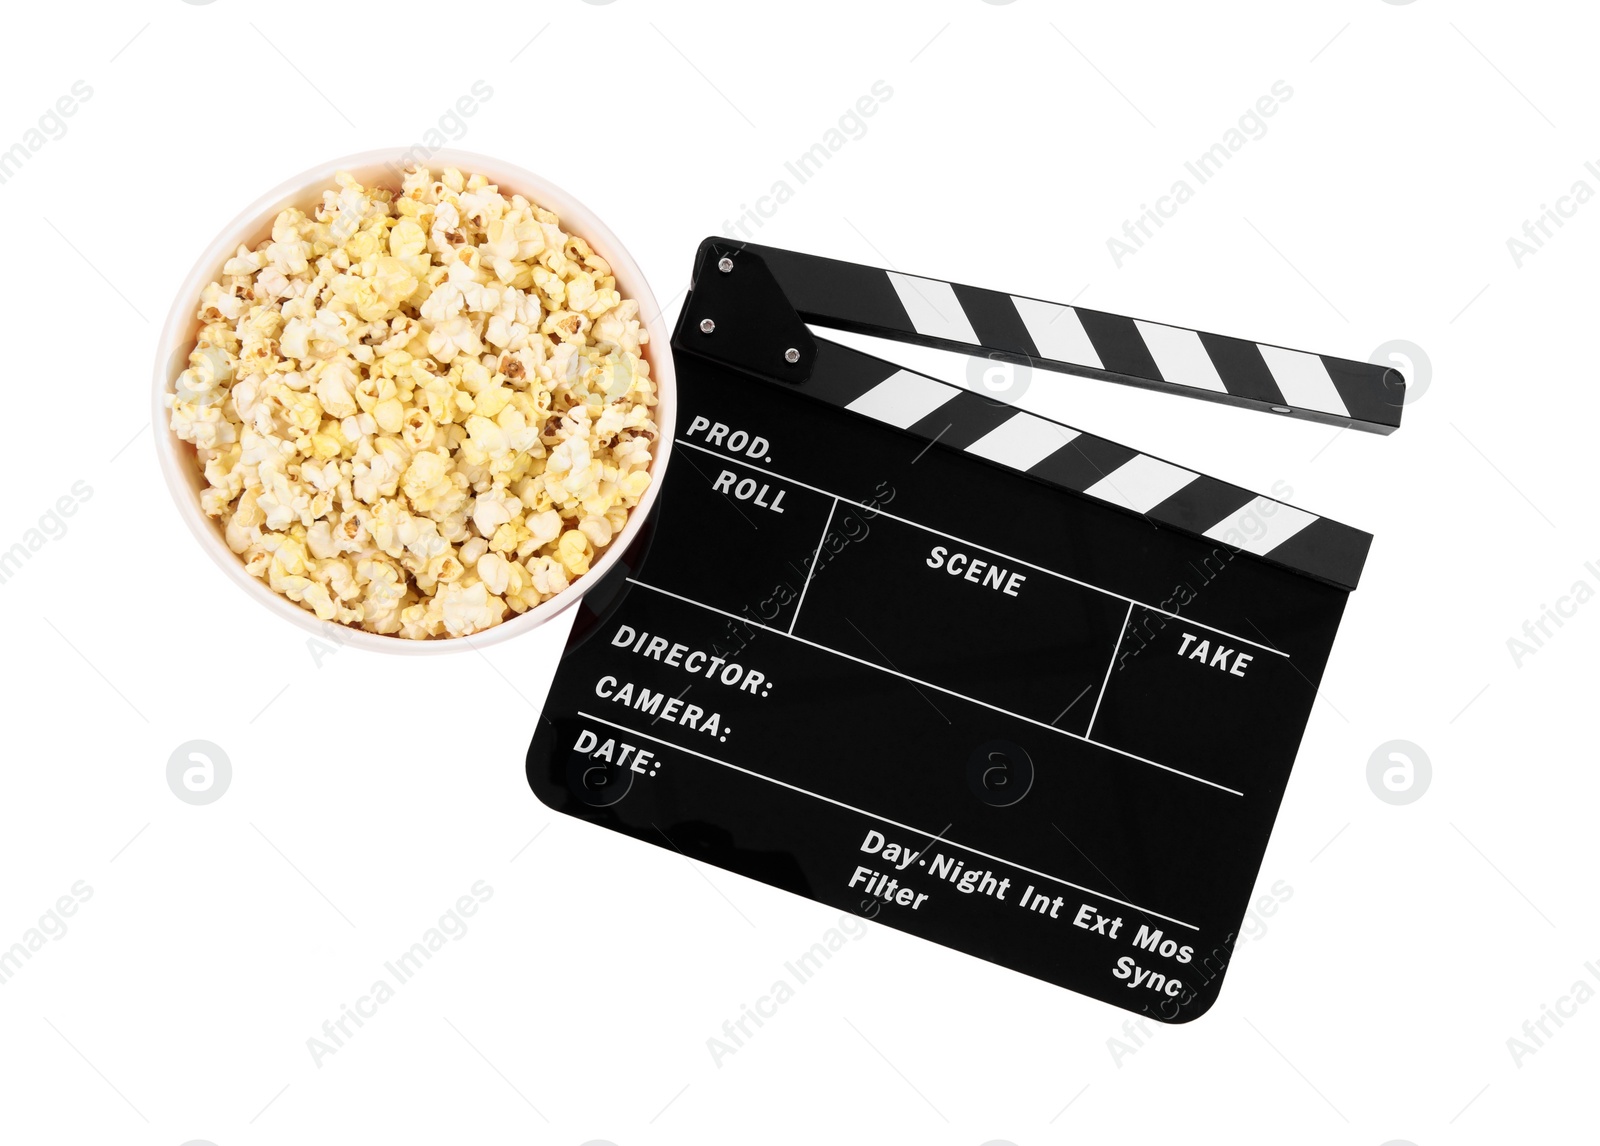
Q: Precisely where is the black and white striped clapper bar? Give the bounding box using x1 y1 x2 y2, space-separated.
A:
526 237 1403 1021
697 240 1401 591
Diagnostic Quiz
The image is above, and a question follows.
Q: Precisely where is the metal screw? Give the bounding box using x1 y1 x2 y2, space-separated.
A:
784 348 800 363
717 256 733 273
699 318 715 334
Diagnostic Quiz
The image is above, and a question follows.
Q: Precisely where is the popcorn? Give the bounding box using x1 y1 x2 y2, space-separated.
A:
168 168 657 638
524 508 563 551
477 551 512 596
556 529 592 576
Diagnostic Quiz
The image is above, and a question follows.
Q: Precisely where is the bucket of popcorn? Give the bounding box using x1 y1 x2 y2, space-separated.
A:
153 150 676 652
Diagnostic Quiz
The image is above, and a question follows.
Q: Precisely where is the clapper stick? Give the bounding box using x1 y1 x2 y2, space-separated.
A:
795 337 1373 590
729 241 1405 434
682 239 1387 590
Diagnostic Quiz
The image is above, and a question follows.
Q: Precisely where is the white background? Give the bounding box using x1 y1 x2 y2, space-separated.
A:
2 1 1595 1143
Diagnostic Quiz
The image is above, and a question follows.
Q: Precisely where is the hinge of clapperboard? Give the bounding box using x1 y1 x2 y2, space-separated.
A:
672 239 1404 592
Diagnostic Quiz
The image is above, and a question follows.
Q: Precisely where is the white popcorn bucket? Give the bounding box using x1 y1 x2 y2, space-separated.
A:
153 149 677 654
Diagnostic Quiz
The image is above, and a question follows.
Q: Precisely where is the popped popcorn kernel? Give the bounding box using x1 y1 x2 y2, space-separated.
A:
167 168 659 639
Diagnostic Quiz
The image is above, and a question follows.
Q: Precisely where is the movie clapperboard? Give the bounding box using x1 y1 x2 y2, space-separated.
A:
525 238 1403 1021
